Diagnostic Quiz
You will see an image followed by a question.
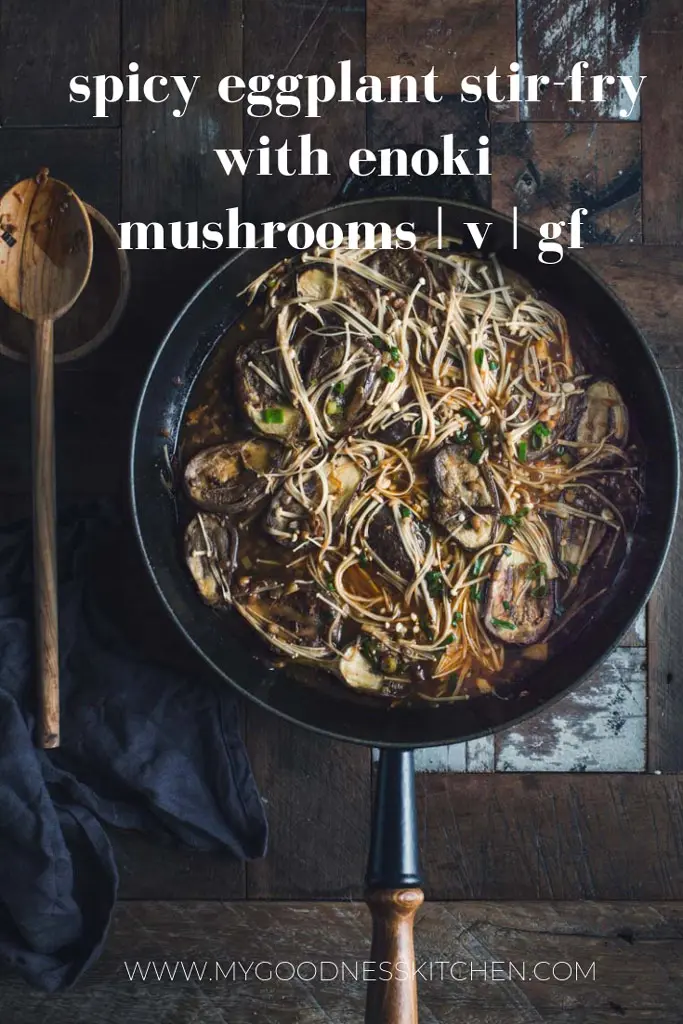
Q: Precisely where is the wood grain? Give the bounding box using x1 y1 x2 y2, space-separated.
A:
642 0 683 242
0 0 120 126
518 0 642 121
496 647 647 772
419 773 683 899
112 830 246 900
492 121 642 243
367 94 491 205
121 0 243 354
2 901 683 1021
365 888 423 1024
246 707 371 899
648 369 683 772
31 319 60 747
580 246 683 367
366 0 516 108
243 0 366 224
0 128 121 232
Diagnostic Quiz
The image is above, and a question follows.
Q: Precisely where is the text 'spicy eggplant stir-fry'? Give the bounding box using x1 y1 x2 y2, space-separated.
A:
179 235 642 704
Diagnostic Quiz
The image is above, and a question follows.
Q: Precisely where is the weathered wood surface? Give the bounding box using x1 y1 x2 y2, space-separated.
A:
517 0 642 121
246 708 371 900
367 94 491 204
121 0 244 365
366 0 516 103
0 0 121 126
0 128 121 226
492 122 642 243
243 0 366 224
2 901 683 1022
496 647 647 772
419 773 683 899
642 0 683 243
648 368 683 772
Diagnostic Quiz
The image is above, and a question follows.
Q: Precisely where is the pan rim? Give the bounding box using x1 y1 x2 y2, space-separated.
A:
130 196 679 749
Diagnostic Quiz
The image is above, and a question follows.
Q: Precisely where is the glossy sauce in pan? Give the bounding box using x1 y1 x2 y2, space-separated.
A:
178 243 643 705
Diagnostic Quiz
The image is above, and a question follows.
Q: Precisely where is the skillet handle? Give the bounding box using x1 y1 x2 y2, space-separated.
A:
365 749 422 1024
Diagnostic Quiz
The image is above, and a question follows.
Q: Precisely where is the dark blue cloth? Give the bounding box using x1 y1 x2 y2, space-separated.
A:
0 507 267 992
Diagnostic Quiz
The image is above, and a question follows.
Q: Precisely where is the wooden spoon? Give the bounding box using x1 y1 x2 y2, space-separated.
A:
0 169 93 748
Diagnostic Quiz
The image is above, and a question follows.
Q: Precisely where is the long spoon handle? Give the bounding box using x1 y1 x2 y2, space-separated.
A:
31 318 59 748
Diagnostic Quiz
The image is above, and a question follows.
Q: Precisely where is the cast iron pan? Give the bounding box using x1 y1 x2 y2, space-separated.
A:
131 197 678 1023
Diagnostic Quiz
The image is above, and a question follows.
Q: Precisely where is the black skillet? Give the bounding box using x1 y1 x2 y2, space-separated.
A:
131 197 678 1024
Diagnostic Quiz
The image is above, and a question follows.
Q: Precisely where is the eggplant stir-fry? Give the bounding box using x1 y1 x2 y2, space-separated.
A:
180 235 642 703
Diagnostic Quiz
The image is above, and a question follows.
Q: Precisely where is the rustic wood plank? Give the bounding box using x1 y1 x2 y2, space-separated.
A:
419 773 683 898
580 246 683 367
621 608 647 647
0 367 136 497
642 0 683 242
648 368 683 772
112 831 245 900
242 0 371 904
492 122 642 243
121 0 243 347
243 0 366 224
496 647 647 772
0 128 120 225
367 94 491 205
518 0 642 121
2 901 683 1021
366 0 516 105
0 0 120 126
246 708 371 899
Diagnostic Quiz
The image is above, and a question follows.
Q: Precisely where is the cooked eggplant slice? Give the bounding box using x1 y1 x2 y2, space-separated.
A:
265 455 362 548
235 338 301 438
485 546 554 645
366 504 428 580
554 513 608 580
264 487 309 548
430 444 497 550
297 266 374 318
235 581 334 654
575 379 629 451
327 455 363 518
184 439 280 514
338 644 384 692
306 333 381 433
184 513 238 606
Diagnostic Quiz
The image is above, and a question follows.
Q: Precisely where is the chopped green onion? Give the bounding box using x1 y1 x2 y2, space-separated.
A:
469 448 484 465
442 633 455 646
452 611 463 624
333 380 346 394
471 430 485 452
390 346 401 363
533 421 551 438
371 336 384 350
474 348 485 368
380 366 396 383
471 586 484 602
500 506 530 527
517 441 527 462
461 407 481 427
400 505 412 518
359 551 369 567
502 600 512 612
492 618 516 630
489 360 499 371
262 407 284 424
453 430 469 445
426 571 446 597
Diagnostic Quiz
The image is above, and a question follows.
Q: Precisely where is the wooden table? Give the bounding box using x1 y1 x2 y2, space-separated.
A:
1 0 682 1019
